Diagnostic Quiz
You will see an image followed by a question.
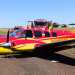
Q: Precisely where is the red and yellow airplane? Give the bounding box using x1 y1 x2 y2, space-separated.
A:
0 19 75 58
0 28 75 54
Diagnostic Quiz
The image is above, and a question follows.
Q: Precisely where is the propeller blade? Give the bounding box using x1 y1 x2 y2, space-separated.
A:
7 29 10 42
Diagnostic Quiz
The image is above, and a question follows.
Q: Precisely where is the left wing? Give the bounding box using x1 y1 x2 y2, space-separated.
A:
36 39 75 52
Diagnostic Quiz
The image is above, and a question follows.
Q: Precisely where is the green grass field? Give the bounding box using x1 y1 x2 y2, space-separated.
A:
0 27 75 54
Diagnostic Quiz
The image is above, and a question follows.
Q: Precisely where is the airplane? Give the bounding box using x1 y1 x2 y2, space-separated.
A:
0 19 75 58
0 27 75 58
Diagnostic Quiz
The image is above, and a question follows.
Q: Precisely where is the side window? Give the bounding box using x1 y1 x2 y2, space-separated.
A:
20 31 26 38
52 32 57 37
44 32 50 37
26 30 33 38
34 30 42 37
20 30 33 38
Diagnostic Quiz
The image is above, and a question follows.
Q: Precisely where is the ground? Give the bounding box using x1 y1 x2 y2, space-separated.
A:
0 28 75 75
0 51 75 75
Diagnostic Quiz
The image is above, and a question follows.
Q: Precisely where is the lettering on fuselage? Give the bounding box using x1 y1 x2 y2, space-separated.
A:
51 38 73 43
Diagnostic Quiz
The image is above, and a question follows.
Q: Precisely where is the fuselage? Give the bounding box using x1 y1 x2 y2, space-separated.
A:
0 29 75 54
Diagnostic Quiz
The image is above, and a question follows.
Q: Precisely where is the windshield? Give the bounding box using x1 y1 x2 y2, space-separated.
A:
9 29 21 37
34 22 46 27
14 28 20 30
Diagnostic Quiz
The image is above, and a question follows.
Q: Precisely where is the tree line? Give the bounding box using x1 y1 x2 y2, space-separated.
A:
53 22 75 28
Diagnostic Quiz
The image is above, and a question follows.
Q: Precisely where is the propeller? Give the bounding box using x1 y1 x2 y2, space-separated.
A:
0 29 11 48
0 29 15 59
7 29 10 42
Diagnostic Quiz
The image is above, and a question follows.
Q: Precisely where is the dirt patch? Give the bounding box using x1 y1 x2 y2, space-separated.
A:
0 51 75 75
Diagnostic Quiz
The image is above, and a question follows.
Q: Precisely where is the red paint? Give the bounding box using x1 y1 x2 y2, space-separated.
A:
27 19 53 31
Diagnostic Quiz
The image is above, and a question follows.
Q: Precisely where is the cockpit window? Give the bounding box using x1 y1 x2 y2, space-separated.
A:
52 32 57 37
44 31 50 37
9 29 21 37
34 22 46 27
20 30 33 38
34 30 42 37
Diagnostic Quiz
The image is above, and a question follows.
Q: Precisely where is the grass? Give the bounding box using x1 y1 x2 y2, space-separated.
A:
0 28 9 36
0 28 9 32
68 48 75 54
0 27 75 54
53 27 75 30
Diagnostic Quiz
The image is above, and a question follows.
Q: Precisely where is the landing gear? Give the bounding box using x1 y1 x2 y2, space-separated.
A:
8 49 15 59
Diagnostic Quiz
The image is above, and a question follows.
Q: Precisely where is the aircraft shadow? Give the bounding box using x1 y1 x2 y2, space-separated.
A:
36 52 75 66
2 45 75 66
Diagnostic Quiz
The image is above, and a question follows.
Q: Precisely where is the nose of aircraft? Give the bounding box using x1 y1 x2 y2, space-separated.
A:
0 29 11 48
0 42 11 48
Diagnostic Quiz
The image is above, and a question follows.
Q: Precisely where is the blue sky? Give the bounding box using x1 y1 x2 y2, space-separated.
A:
0 0 75 28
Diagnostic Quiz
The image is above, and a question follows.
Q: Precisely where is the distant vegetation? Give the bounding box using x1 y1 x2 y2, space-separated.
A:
53 22 75 28
53 27 75 30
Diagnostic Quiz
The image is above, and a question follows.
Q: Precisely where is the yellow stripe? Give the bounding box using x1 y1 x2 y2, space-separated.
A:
12 43 38 51
0 47 19 54
42 34 45 36
41 40 51 43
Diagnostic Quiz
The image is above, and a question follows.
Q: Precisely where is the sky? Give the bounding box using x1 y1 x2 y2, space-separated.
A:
0 0 75 28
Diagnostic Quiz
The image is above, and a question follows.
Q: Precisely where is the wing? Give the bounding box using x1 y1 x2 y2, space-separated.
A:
36 39 75 52
41 39 75 47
